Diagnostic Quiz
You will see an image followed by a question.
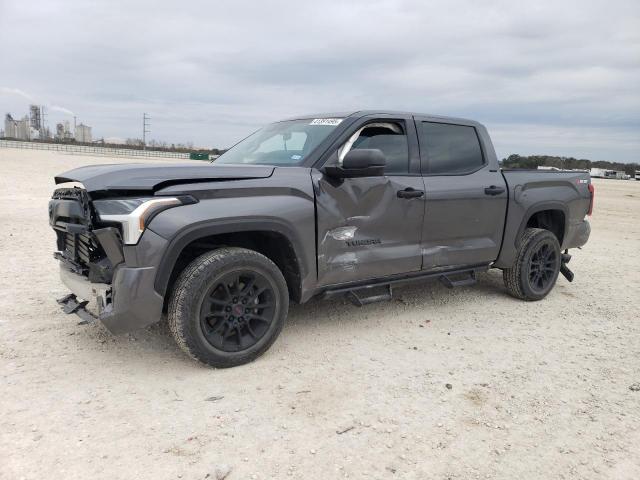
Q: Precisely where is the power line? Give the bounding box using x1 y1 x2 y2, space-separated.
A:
143 113 151 150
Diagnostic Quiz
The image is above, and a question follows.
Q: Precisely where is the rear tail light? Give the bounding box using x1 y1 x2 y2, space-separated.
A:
587 183 595 216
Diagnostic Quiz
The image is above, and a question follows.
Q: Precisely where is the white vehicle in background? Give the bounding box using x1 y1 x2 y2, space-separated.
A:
590 168 626 179
590 168 608 178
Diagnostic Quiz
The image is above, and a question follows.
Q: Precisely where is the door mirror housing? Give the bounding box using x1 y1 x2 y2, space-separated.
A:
324 149 386 178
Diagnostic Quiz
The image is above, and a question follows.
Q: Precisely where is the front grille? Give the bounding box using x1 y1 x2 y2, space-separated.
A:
50 187 93 228
56 229 112 282
51 187 114 283
63 231 103 266
52 187 84 200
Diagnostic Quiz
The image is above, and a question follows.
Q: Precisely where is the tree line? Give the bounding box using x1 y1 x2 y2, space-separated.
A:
501 154 639 176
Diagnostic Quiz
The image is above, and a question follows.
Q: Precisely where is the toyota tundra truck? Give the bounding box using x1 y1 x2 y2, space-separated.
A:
49 111 593 367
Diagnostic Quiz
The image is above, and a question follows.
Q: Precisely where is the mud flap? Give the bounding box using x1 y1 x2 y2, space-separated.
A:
56 293 98 325
560 251 574 282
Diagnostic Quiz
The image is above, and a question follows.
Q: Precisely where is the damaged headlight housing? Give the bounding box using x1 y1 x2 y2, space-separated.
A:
93 196 196 245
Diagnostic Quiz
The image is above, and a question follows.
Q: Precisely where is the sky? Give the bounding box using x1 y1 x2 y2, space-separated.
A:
1 0 639 162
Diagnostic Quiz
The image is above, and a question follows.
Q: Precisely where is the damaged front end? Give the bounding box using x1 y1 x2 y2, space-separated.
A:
50 187 124 282
50 186 166 334
50 187 124 325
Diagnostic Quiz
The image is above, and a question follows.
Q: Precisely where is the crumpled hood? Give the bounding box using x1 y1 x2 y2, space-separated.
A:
54 162 275 192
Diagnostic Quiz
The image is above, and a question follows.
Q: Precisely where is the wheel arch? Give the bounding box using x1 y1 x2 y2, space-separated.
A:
153 219 308 305
517 202 568 247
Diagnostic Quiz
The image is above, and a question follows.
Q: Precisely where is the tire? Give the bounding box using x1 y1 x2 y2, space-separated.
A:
168 247 289 368
503 228 561 301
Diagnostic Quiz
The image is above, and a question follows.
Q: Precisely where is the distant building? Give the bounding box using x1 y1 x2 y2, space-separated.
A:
75 123 92 143
4 114 17 138
55 122 73 141
63 121 72 139
4 114 31 140
29 105 42 131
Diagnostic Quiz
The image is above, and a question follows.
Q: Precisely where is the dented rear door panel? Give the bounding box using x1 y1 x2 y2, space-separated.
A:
421 170 507 269
416 118 508 269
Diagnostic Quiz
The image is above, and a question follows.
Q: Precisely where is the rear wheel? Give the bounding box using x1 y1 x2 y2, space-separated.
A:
503 228 561 301
168 247 288 368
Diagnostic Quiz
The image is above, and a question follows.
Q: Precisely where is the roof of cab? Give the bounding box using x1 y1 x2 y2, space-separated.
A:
281 110 482 127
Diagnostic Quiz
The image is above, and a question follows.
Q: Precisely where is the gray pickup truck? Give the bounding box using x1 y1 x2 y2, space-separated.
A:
50 111 593 367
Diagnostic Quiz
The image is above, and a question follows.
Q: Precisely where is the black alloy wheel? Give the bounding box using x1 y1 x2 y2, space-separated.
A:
168 247 288 368
526 240 558 295
200 270 276 352
503 228 561 301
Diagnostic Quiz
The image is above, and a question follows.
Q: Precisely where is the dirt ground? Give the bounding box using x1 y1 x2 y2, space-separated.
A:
1 147 639 480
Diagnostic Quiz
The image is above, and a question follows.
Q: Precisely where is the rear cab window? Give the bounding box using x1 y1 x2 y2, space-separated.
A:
418 122 485 175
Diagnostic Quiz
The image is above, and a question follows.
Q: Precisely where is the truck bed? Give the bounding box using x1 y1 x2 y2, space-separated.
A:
494 169 592 268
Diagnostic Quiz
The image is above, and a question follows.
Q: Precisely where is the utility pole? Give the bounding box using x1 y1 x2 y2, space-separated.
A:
143 113 151 150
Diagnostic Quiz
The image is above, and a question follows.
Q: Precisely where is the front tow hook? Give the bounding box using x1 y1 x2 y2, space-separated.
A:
560 250 574 282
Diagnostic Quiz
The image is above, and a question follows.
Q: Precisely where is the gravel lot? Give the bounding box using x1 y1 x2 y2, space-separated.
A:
1 147 639 480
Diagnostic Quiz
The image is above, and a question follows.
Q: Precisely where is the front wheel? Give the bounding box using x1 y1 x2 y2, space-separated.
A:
168 247 289 368
503 228 561 301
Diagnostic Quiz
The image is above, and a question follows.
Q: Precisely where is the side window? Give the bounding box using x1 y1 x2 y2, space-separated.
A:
419 122 484 175
339 122 409 174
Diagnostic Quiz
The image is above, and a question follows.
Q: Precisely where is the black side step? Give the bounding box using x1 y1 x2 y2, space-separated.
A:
57 293 98 325
439 271 477 289
347 285 393 306
322 264 490 306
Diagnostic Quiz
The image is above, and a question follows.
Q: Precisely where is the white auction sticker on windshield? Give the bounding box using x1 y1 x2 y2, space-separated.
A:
309 118 343 126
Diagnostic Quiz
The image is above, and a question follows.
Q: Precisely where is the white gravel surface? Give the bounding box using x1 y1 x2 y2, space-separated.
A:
1 147 639 480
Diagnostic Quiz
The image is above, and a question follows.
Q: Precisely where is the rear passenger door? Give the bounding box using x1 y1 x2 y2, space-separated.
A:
416 118 508 269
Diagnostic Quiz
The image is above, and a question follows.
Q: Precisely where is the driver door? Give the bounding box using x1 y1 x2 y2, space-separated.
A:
313 115 425 286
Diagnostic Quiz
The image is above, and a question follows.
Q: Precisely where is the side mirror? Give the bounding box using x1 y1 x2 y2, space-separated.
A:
324 149 386 178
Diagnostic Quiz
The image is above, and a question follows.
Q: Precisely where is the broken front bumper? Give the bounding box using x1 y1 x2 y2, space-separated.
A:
58 263 164 335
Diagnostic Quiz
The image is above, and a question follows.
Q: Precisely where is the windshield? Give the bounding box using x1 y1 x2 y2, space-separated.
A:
215 118 343 166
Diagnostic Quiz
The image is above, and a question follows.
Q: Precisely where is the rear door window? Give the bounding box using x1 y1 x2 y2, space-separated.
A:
419 122 484 175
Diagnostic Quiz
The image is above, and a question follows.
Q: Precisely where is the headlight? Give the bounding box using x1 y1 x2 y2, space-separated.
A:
93 196 196 244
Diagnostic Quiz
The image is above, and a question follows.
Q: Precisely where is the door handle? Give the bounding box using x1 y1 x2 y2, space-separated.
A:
397 188 425 199
484 185 505 196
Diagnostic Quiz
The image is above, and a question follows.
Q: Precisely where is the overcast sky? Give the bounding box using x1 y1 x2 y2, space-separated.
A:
1 0 638 161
